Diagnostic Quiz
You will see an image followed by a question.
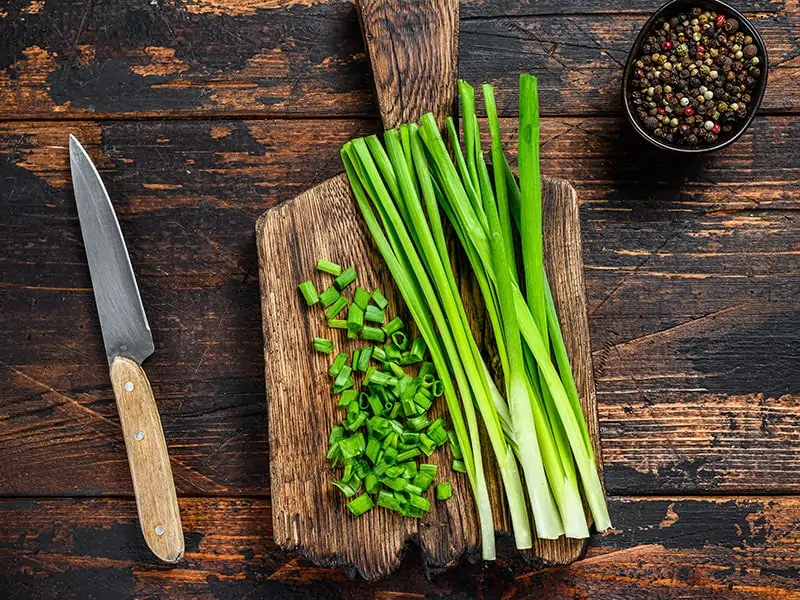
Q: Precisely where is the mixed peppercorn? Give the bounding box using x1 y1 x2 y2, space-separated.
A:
629 7 763 147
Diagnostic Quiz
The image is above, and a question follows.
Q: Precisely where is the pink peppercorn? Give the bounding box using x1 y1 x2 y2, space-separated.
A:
684 106 695 116
662 41 673 51
715 14 726 28
711 123 721 134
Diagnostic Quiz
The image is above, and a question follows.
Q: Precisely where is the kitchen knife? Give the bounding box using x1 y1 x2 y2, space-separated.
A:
69 134 184 563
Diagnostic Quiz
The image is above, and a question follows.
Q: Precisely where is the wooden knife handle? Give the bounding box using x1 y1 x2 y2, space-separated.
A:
110 356 184 563
356 0 459 130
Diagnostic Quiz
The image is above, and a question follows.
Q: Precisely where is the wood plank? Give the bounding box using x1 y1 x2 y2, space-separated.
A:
1 1 797 118
0 116 797 497
257 169 598 577
0 496 797 597
459 0 786 17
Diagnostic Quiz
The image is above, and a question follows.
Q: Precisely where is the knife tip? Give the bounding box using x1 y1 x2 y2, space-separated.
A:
68 134 88 166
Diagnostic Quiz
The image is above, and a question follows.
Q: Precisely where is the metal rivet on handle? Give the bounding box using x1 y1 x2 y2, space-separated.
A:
124 381 134 392
134 430 144 441
155 525 165 536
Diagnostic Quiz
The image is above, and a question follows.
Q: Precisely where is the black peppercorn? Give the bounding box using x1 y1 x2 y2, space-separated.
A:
742 44 758 58
723 18 739 33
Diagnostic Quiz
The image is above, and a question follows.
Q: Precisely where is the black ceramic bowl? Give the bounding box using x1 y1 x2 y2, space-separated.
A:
623 0 768 153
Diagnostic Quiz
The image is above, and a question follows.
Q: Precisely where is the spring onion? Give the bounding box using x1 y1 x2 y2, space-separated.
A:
334 266 358 290
372 288 389 310
356 346 373 371
337 74 611 553
319 286 340 308
347 304 364 339
313 337 333 354
328 352 348 378
353 287 371 310
325 295 348 319
436 482 452 500
317 259 343 276
364 305 385 323
361 326 386 343
347 493 374 516
298 281 319 306
382 316 403 336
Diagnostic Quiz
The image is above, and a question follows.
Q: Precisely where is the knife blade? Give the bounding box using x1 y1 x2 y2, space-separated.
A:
70 135 184 563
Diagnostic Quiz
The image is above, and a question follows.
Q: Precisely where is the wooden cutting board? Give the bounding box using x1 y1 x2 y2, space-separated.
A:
255 0 604 580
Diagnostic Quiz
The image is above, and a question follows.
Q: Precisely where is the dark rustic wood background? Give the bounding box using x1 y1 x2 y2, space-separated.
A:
1 0 798 598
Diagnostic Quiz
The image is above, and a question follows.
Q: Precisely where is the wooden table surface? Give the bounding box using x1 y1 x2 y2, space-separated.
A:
1 0 798 598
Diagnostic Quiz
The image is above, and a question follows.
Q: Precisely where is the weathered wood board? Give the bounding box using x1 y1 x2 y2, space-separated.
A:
2 1 799 120
256 171 603 579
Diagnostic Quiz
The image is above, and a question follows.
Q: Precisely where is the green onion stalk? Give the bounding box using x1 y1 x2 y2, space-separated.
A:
340 73 611 552
421 77 610 535
342 142 500 558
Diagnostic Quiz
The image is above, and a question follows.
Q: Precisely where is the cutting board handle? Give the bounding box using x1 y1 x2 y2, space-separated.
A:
356 0 459 130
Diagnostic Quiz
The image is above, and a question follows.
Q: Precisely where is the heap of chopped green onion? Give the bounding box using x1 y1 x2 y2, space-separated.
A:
298 263 454 521
339 74 611 559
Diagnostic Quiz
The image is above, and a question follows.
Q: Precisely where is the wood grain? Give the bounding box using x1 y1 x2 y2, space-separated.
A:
110 356 184 563
0 495 798 598
253 0 602 577
1 0 799 592
0 116 797 499
1 1 797 119
256 166 602 577
357 0 458 128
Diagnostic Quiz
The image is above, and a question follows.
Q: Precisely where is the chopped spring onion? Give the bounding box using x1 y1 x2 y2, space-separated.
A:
338 389 358 408
364 305 385 323
347 304 364 339
409 337 426 361
317 259 343 276
354 287 371 310
361 326 386 343
347 493 374 516
436 482 452 500
328 352 348 378
383 316 404 336
334 266 358 290
319 285 340 308
300 262 457 522
325 295 348 319
371 288 389 310
391 331 408 350
356 346 373 371
298 281 319 306
313 337 333 354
